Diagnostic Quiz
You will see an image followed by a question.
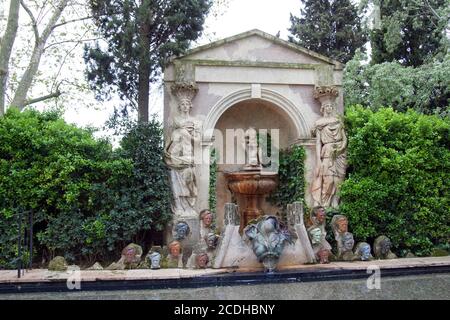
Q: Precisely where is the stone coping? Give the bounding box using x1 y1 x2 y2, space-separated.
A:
0 256 448 284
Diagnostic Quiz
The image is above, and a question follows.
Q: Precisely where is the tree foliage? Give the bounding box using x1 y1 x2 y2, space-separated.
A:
344 50 450 114
0 108 171 268
368 0 449 66
340 106 450 256
288 0 367 63
84 0 212 122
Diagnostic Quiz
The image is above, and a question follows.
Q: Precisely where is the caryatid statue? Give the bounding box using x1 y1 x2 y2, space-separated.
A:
311 86 347 209
165 82 201 217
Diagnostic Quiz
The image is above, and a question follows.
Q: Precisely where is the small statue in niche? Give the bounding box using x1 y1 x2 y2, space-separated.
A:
308 226 331 264
173 221 190 241
195 252 209 269
244 215 294 272
354 242 373 261
243 127 262 170
374 235 397 259
148 251 161 269
337 232 356 261
166 240 183 268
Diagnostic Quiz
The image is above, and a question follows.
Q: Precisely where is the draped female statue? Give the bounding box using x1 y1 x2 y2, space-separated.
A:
165 84 201 217
311 87 347 208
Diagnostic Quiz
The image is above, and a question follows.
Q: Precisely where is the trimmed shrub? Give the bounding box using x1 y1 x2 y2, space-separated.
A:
340 106 450 256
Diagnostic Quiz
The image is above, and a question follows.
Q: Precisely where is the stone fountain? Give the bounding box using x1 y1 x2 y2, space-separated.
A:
224 128 278 232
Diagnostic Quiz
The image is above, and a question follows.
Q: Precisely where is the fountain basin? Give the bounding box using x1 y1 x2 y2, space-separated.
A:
224 170 278 231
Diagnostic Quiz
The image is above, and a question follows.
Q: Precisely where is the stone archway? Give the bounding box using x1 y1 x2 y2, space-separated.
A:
198 88 312 231
202 87 311 142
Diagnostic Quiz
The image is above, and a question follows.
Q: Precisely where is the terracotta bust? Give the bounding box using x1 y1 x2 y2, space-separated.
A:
196 252 209 269
199 209 213 228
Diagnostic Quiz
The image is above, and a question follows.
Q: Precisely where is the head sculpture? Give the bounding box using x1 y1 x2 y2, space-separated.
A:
205 233 219 249
317 248 330 264
320 102 336 117
148 251 161 269
342 232 355 251
179 97 192 114
311 206 326 226
173 221 190 241
244 215 293 273
199 209 213 228
374 235 395 259
168 241 182 258
331 215 348 235
121 244 142 265
196 253 209 269
354 242 373 261
308 227 323 245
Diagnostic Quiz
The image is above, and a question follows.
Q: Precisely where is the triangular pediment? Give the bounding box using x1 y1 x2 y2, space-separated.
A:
172 29 343 68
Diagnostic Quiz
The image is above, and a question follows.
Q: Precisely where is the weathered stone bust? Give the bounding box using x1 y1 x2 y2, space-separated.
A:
200 209 213 228
195 252 209 269
374 235 397 259
310 206 327 227
354 242 373 261
244 215 294 272
173 221 190 241
148 251 161 269
338 232 356 261
205 232 219 250
308 207 332 253
308 227 323 245
122 243 143 268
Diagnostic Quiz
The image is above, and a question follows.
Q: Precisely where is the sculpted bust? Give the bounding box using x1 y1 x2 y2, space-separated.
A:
166 240 183 268
374 235 397 259
244 216 294 272
354 242 373 261
308 227 330 264
338 232 356 261
173 221 190 241
196 252 209 269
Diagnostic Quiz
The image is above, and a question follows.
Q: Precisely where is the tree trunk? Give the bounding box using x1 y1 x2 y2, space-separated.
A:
11 0 69 110
0 0 20 116
137 5 150 123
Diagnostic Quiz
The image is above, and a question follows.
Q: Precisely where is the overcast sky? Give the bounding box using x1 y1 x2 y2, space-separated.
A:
61 0 303 136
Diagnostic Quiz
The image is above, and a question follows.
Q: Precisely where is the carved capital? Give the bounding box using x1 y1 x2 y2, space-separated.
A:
313 86 339 107
171 82 198 103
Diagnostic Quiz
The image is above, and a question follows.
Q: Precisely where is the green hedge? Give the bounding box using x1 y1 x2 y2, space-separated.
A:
0 108 171 268
340 106 450 256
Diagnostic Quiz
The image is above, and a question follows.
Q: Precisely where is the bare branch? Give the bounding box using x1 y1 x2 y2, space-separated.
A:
52 15 94 29
44 37 102 50
20 0 40 42
24 90 62 106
